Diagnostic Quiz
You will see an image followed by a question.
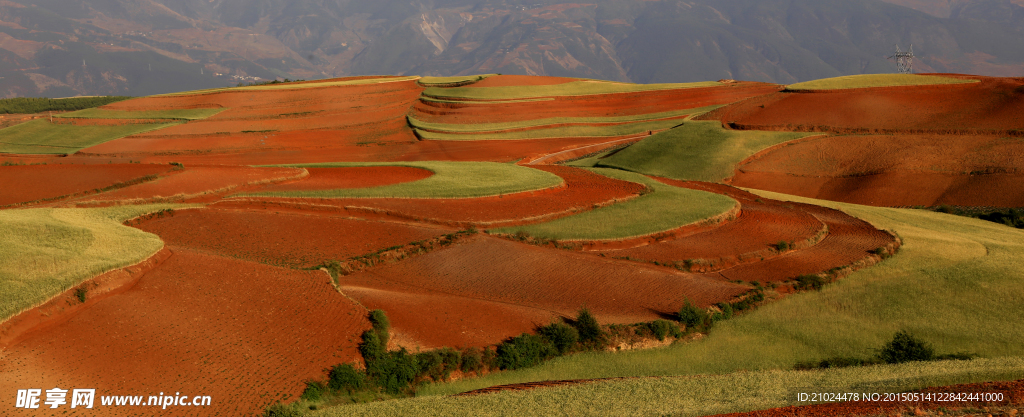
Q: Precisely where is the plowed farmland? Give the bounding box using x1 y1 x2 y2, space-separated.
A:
0 248 369 417
76 165 306 204
0 163 171 206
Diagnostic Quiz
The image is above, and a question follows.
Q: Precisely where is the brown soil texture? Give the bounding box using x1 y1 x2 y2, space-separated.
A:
133 207 455 268
0 163 171 206
714 379 1024 417
414 82 781 124
338 234 748 347
243 165 645 227
0 247 370 417
76 165 305 204
254 166 433 191
709 76 1024 133
732 134 1024 207
598 181 826 272
466 74 579 87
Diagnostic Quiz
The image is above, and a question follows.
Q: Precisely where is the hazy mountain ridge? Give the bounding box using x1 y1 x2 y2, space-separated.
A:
1 0 1022 97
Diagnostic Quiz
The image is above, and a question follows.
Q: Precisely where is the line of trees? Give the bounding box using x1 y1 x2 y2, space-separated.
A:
0 97 131 114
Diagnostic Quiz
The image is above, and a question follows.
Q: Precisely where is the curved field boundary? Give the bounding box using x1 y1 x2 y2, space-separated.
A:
422 80 723 101
407 108 706 134
55 108 227 120
525 136 648 165
0 119 180 154
0 204 192 323
417 74 496 87
154 75 421 97
725 122 1024 137
76 166 308 205
786 74 978 91
490 168 737 241
239 162 564 199
595 121 816 182
414 118 686 141
0 163 173 208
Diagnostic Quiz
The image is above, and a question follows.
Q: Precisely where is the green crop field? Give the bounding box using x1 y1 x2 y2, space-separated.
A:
0 119 179 154
412 192 1024 405
422 80 722 100
156 76 421 97
314 357 1024 417
239 162 563 199
409 107 720 134
0 205 191 322
597 121 813 182
56 108 226 120
418 74 496 86
786 74 978 91
415 118 686 141
489 168 736 240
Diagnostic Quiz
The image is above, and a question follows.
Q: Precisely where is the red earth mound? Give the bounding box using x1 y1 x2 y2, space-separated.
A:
0 163 171 206
731 133 1024 207
75 165 306 204
0 247 370 417
598 181 826 272
714 379 1023 417
239 165 645 227
708 76 1024 133
338 234 748 348
465 74 579 87
413 82 782 124
133 207 456 268
254 166 434 192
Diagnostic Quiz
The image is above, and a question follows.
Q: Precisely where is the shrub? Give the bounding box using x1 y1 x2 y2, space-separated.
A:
366 348 419 394
74 287 87 303
878 330 934 364
358 330 385 363
537 322 579 355
439 347 461 379
460 347 483 374
647 319 676 341
573 308 605 346
794 274 826 291
416 350 444 381
775 241 790 251
496 333 556 370
264 403 301 417
300 380 326 401
327 364 365 393
678 299 707 330
368 309 390 345
717 303 734 320
481 347 498 370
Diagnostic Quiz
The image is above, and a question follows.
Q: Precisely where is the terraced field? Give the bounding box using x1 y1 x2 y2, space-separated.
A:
1 73 1020 417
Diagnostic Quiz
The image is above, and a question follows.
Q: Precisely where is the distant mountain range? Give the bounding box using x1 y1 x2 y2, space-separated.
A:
1 0 1023 97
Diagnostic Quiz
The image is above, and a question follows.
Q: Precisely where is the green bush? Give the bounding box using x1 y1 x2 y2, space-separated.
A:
482 347 498 370
537 322 579 355
0 96 131 114
678 299 707 330
358 330 385 363
366 348 419 394
368 309 390 346
300 380 327 401
775 241 790 251
417 350 444 381
264 403 301 417
460 347 483 374
794 274 827 291
327 364 365 393
573 308 605 346
74 287 87 303
647 320 677 341
439 348 461 379
496 333 556 370
878 330 935 364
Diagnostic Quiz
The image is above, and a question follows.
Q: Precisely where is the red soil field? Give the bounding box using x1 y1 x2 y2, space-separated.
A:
338 234 748 347
712 201 895 283
0 247 370 417
413 82 782 124
134 207 455 268
714 379 1023 417
242 165 645 227
599 181 826 271
0 163 172 206
76 165 305 204
465 74 579 87
731 134 1024 207
255 166 434 192
708 76 1024 133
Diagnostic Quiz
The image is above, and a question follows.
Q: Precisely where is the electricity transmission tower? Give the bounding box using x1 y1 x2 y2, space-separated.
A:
889 44 914 74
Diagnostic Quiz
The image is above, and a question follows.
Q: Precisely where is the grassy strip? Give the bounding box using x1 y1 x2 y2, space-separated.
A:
56 108 226 120
786 74 978 91
489 168 735 240
418 193 1024 398
422 80 722 100
409 107 719 134
156 76 420 97
418 74 496 86
238 162 563 199
419 96 555 105
0 96 131 114
0 205 192 321
311 357 1024 417
415 118 685 141
0 119 179 154
596 121 813 182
